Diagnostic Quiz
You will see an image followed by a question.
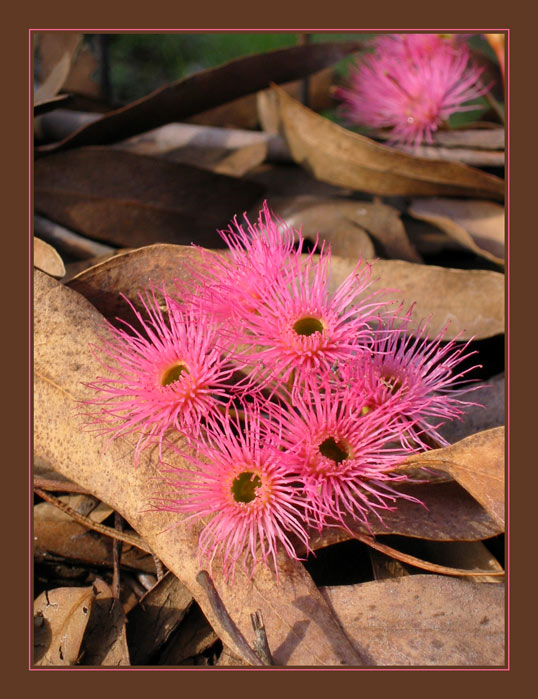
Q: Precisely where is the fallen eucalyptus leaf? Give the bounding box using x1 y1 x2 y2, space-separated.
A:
34 147 264 248
34 237 65 278
400 428 504 529
271 85 504 200
408 198 504 265
321 575 505 666
127 572 193 664
80 578 130 666
274 196 421 262
34 586 93 666
330 256 505 340
303 481 502 556
158 604 218 665
436 374 504 444
34 270 363 666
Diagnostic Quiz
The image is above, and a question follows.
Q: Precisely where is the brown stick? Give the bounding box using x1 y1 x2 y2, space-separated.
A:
354 532 505 577
250 610 274 665
196 570 266 666
34 487 153 554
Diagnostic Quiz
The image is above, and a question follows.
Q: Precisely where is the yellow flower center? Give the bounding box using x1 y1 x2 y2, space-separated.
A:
231 471 262 504
293 316 325 337
160 361 188 387
318 436 350 464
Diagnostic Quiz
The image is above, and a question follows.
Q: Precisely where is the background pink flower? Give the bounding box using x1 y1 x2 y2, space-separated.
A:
337 33 490 147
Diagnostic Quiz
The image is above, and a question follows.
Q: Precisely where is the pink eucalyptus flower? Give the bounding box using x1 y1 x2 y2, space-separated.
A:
85 289 236 463
160 405 312 580
178 201 312 326
341 306 482 448
337 33 490 147
220 250 388 394
277 376 421 531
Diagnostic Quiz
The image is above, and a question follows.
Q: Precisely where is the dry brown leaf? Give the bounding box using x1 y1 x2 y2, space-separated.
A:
34 586 93 666
34 506 156 573
34 32 81 103
33 269 363 666
436 374 504 444
271 85 504 200
274 196 420 262
34 147 263 248
212 142 269 177
321 575 505 666
392 144 504 168
158 604 218 665
409 198 504 265
66 244 504 342
34 237 66 278
303 481 502 557
400 428 505 529
330 256 504 340
373 127 504 150
79 579 130 666
127 572 193 664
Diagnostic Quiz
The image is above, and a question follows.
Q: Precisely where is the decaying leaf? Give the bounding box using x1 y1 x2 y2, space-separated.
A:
34 237 66 278
34 586 93 666
273 196 421 262
408 198 504 265
34 269 363 666
191 66 335 130
399 428 505 529
158 604 218 665
305 480 502 557
37 42 362 154
79 578 130 666
127 572 193 664
271 85 504 200
34 510 156 573
330 256 504 340
34 147 264 248
34 32 81 104
436 374 504 444
321 575 505 666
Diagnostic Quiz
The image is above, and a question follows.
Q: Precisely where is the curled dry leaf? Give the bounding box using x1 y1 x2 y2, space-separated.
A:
408 198 504 266
304 480 502 559
273 196 421 262
34 237 66 278
127 572 193 665
34 147 264 248
79 578 130 666
192 66 335 131
33 270 362 666
399 428 505 530
321 575 505 666
271 85 504 200
330 256 504 340
37 42 362 154
34 586 93 666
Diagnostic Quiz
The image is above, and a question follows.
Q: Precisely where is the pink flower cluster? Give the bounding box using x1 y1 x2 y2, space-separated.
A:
87 202 479 580
337 33 491 147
